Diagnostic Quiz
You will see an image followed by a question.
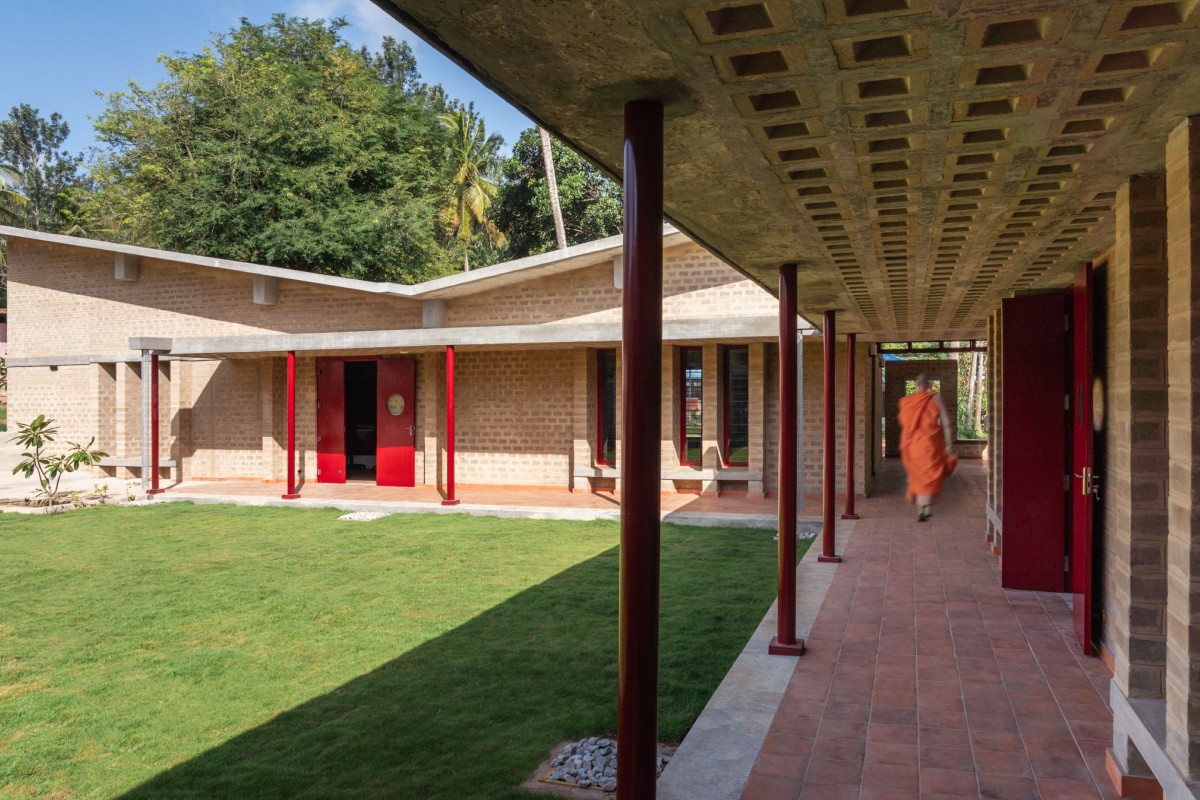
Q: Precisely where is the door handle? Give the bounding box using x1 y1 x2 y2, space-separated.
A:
407 425 416 436
1073 467 1091 496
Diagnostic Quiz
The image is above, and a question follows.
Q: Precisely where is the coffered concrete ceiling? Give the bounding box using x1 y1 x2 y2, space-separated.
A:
372 0 1200 339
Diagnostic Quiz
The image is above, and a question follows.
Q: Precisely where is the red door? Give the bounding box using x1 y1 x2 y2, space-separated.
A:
377 358 416 487
316 358 346 484
1001 293 1068 591
1070 263 1095 655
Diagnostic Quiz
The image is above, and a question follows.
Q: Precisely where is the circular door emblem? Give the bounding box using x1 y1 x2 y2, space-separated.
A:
386 393 406 416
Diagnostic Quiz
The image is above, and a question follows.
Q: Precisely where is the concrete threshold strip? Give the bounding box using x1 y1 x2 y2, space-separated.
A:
152 490 811 531
657 519 855 800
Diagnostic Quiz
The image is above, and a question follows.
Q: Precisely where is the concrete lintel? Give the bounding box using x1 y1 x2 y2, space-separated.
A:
115 252 140 281
1110 683 1200 799
163 315 779 358
252 275 278 305
422 299 446 328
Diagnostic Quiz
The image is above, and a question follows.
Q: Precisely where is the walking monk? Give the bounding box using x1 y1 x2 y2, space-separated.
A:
898 373 957 521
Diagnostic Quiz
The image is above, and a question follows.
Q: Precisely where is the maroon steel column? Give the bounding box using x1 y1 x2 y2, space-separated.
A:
769 264 806 656
842 333 860 520
282 351 300 500
818 311 842 563
442 345 460 506
146 354 163 495
617 98 663 800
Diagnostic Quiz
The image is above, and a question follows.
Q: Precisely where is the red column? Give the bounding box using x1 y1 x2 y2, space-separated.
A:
282 351 300 499
842 332 860 520
442 345 460 506
617 98 663 800
769 264 806 656
818 311 842 563
146 354 163 495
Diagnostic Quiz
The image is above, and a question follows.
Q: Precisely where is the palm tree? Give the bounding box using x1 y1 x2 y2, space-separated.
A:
439 107 506 270
539 127 567 250
0 164 28 226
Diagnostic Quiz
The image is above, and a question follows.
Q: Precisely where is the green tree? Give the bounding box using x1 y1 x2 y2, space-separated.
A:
438 105 506 270
0 164 28 226
492 127 622 259
0 105 82 232
82 15 454 283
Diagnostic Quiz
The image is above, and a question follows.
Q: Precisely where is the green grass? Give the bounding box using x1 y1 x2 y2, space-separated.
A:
0 404 7 432
0 504 786 799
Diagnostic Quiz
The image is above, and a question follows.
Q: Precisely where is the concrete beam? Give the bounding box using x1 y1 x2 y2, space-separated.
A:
422 299 446 328
252 275 278 305
115 253 139 282
163 316 780 358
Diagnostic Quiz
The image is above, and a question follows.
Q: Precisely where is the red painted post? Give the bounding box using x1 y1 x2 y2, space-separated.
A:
146 354 163 495
282 351 300 499
442 345 460 506
769 264 805 656
842 333 860 520
818 311 842 563
617 98 663 800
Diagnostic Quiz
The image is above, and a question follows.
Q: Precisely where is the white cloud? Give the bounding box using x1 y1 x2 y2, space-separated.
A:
291 0 402 48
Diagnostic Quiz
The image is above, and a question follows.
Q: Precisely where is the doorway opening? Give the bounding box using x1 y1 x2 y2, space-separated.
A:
345 360 377 481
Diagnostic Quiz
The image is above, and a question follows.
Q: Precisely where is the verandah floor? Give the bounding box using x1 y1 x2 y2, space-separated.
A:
741 459 1118 800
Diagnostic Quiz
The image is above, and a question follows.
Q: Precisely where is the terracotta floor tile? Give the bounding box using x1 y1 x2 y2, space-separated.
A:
741 774 803 800
974 748 1034 778
740 462 1114 800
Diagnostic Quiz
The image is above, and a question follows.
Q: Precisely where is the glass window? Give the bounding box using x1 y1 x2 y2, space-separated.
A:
597 350 617 466
724 347 749 466
680 347 703 466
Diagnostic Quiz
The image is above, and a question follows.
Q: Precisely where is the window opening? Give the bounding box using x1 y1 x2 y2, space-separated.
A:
680 347 704 466
597 350 617 466
724 346 750 466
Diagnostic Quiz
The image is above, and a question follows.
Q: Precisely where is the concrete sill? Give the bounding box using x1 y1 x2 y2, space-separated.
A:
100 457 180 469
572 467 763 482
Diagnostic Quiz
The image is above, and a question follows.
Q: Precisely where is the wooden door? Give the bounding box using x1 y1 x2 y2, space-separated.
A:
1001 293 1068 591
377 358 416 487
1070 263 1096 655
316 358 346 484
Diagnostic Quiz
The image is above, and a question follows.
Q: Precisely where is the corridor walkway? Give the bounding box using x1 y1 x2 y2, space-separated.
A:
742 460 1118 800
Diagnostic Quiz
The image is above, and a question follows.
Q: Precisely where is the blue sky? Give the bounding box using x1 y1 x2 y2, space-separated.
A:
0 0 533 157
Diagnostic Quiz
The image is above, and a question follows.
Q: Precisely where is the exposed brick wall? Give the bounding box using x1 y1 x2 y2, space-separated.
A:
1164 116 1200 777
1103 176 1169 736
449 350 574 486
801 339 871 501
445 244 777 327
6 239 424 358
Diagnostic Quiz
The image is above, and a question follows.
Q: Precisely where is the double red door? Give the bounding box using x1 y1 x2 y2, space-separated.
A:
316 357 416 487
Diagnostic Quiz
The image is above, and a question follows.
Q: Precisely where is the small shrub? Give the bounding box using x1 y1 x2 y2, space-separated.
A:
10 415 108 506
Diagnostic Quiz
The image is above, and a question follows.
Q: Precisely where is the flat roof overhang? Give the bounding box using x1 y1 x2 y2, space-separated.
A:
371 0 1200 341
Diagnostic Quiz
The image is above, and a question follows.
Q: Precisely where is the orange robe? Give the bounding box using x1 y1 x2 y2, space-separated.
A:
898 390 954 503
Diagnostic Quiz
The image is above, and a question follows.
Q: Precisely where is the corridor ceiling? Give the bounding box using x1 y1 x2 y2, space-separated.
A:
373 0 1200 340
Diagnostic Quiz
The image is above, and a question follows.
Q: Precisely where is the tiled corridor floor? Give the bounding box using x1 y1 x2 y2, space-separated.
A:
742 460 1118 800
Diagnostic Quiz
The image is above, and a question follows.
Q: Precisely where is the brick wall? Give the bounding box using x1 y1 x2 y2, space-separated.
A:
1164 116 1200 777
800 338 871 501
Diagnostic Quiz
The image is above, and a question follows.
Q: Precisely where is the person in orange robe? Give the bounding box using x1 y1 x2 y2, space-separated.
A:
898 373 956 521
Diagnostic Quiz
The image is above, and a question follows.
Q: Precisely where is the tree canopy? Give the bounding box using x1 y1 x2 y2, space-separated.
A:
80 15 455 283
0 105 82 233
492 127 622 260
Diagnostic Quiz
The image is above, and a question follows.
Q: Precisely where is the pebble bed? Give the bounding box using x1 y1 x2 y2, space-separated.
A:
547 737 670 792
337 511 394 521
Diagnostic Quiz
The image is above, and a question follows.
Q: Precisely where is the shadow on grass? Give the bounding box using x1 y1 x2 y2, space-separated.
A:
117 526 775 800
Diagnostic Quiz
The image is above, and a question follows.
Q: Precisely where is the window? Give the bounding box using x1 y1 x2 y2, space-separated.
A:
724 346 749 466
597 349 617 466
679 347 703 466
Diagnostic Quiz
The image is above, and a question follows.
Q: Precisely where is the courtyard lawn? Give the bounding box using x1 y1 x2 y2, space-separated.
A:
0 503 803 799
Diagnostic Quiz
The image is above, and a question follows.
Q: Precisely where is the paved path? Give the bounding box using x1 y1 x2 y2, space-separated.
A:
741 460 1118 800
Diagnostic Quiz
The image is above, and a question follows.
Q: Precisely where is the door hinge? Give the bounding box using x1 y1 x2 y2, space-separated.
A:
1065 555 1070 572
1064 394 1070 411
1064 474 1070 492
1065 313 1070 332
